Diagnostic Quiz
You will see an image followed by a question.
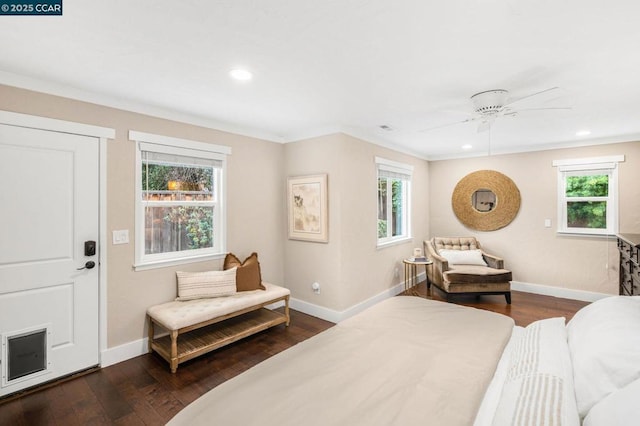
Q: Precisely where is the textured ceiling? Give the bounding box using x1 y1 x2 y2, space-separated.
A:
1 0 639 159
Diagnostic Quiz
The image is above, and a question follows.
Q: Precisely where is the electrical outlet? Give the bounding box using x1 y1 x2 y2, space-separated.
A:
312 282 320 294
394 268 399 278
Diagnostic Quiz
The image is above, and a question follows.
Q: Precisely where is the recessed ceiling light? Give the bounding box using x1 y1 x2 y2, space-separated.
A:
229 68 253 81
462 144 473 150
576 130 591 137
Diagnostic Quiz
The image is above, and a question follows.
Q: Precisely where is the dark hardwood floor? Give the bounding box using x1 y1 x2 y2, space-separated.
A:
0 284 589 425
402 282 590 327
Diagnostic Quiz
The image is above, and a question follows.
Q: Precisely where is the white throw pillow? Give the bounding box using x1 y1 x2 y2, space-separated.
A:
175 268 237 301
492 317 580 426
438 249 488 266
583 377 640 426
566 296 640 419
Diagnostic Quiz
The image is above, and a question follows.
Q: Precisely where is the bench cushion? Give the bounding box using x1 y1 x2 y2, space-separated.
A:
147 282 290 331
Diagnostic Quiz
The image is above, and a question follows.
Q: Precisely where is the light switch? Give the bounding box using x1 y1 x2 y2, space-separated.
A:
544 219 552 228
112 229 129 245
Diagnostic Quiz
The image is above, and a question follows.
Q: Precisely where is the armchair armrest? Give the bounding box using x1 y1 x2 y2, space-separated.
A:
481 251 504 269
424 240 449 286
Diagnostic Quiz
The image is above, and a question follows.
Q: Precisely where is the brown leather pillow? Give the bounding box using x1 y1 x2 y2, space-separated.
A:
223 252 265 292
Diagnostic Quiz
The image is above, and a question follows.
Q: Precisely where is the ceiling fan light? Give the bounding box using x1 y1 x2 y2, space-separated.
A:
471 89 509 115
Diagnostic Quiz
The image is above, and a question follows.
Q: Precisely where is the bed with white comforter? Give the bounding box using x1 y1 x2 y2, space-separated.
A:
168 295 640 426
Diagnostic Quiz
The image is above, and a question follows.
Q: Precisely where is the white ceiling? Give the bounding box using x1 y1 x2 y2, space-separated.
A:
1 0 640 159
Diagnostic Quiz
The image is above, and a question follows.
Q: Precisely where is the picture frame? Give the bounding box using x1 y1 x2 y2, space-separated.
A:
287 174 328 243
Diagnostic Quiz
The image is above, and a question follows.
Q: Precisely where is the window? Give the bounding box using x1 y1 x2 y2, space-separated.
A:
554 155 623 236
130 131 231 270
376 157 412 246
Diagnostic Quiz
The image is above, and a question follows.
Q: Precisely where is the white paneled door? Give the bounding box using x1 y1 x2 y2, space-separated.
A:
0 123 99 397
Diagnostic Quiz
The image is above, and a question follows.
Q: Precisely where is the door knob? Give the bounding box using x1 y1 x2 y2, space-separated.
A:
77 261 96 270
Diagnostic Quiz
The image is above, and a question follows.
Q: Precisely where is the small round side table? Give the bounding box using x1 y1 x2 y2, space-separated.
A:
403 258 433 290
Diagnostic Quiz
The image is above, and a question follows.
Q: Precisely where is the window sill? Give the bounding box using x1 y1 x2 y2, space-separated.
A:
556 231 618 239
377 236 413 250
134 252 226 271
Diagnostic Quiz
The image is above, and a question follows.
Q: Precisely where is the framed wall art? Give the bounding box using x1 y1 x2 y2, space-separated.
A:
287 174 328 243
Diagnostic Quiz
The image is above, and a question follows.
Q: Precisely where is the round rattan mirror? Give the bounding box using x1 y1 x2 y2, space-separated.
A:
452 170 520 231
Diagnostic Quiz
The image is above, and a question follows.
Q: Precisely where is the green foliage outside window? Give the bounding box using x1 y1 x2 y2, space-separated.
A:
143 163 214 249
391 180 403 236
565 174 608 229
164 206 213 249
377 219 387 238
142 163 213 193
377 178 388 238
377 178 404 238
566 175 608 197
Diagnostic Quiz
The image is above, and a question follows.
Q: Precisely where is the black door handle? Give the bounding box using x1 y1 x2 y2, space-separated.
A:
77 261 96 270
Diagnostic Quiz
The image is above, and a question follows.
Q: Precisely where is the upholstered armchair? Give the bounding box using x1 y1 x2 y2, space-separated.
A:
424 237 512 304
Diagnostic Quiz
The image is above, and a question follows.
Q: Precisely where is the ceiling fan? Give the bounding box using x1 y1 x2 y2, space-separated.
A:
422 87 571 133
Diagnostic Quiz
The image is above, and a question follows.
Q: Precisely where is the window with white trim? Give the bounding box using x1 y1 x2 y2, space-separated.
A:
553 155 623 236
130 131 230 270
376 157 412 246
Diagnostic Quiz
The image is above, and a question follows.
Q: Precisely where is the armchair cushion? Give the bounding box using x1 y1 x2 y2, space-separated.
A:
444 265 512 284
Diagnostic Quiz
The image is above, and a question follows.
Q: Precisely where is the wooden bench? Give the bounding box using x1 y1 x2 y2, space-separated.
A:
146 282 290 373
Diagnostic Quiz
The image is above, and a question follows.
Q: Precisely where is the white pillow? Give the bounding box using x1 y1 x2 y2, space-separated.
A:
438 249 488 266
492 317 580 426
583 377 640 426
175 268 237 301
566 296 640 419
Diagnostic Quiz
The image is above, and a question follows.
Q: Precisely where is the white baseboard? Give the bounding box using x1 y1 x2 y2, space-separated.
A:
290 275 414 323
511 281 611 303
105 275 614 368
98 271 415 367
288 298 342 323
101 338 148 368
289 278 608 325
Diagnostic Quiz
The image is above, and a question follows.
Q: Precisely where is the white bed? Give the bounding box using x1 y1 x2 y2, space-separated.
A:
168 295 640 426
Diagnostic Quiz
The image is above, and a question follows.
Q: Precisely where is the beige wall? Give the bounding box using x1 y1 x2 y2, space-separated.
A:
3 82 639 352
0 85 285 347
429 141 640 294
284 134 430 311
0 84 430 349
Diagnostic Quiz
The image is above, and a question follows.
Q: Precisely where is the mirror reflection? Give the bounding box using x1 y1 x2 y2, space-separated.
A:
472 189 496 212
